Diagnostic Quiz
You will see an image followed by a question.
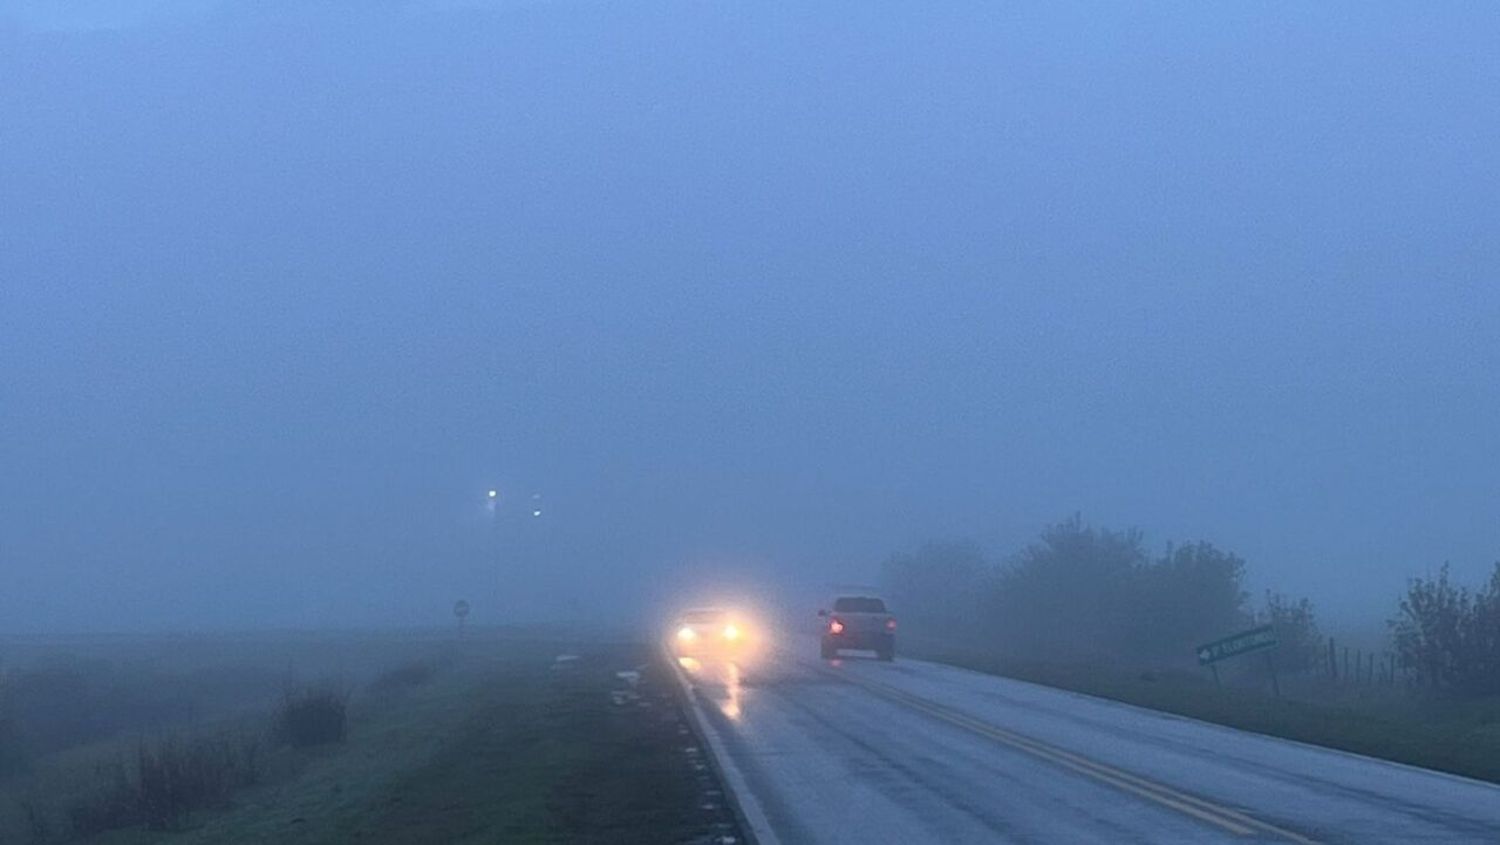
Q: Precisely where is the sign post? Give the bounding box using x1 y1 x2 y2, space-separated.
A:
454 599 471 639
1195 624 1279 694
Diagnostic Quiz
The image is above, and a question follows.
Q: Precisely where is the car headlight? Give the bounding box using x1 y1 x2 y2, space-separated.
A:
677 626 696 641
722 624 741 641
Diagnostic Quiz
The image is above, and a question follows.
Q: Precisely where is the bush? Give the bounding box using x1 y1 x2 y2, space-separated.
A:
67 729 261 835
274 686 348 748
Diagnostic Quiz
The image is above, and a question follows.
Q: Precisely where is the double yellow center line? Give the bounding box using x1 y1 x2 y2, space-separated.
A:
823 664 1318 843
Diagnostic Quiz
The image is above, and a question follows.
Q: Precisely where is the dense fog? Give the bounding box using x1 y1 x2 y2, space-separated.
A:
2 1 1497 634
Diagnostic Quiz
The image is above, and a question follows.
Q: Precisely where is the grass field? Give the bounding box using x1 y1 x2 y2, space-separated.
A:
905 636 1500 785
0 629 739 844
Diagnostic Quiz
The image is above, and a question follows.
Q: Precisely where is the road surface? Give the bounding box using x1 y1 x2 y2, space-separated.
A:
673 640 1500 844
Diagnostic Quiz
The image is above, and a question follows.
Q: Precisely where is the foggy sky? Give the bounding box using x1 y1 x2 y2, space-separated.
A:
2 1 1497 633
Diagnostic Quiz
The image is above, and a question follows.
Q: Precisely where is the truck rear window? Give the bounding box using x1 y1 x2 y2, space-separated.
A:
833 597 886 613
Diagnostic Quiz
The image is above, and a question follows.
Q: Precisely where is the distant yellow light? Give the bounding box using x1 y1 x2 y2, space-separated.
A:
677 626 697 641
722 624 741 641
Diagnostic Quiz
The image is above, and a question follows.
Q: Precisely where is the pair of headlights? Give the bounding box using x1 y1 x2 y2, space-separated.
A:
677 624 743 641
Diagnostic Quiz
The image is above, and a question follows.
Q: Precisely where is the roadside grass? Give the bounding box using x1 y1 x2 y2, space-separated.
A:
84 654 516 845
0 630 479 842
72 728 264 835
906 637 1500 785
323 647 717 845
1 713 277 843
0 628 476 776
13 637 732 844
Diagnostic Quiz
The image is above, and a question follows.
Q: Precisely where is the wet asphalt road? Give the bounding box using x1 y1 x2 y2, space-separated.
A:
675 640 1500 844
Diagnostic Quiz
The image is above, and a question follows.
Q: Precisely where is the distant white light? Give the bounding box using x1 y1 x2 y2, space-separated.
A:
487 489 498 499
532 509 543 518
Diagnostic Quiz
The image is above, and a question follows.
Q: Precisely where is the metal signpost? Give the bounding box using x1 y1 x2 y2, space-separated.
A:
454 599 471 638
1195 624 1280 694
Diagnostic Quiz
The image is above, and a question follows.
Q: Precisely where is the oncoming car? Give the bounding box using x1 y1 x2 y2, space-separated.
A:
819 594 897 660
671 607 757 660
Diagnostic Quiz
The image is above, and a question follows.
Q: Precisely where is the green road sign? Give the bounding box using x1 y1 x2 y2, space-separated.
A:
1196 624 1278 665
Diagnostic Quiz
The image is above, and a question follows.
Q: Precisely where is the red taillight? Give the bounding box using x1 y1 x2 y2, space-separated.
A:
829 618 845 635
886 618 898 631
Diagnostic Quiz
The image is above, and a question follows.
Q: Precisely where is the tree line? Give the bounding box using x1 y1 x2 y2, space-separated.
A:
881 515 1319 674
883 514 1500 695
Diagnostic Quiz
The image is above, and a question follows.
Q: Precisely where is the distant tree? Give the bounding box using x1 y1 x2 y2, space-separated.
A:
1258 591 1322 674
1129 542 1251 663
1391 564 1469 688
991 515 1147 659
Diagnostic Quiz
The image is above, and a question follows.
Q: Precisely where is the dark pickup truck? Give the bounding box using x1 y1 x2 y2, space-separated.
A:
819 595 897 661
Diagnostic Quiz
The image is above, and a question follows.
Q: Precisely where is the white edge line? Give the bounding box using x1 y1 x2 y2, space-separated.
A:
665 645 781 845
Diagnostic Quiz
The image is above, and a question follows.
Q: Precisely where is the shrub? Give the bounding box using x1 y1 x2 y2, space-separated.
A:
274 686 348 748
134 734 257 829
66 729 261 835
